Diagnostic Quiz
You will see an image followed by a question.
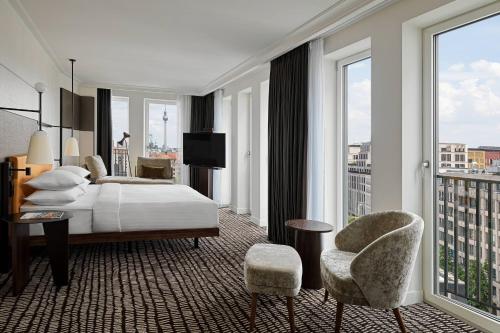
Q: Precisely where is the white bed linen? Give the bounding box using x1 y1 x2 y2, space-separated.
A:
118 184 219 231
21 183 219 235
92 183 121 232
21 185 100 236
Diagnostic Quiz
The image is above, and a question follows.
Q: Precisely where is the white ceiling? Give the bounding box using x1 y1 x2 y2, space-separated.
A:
14 0 338 94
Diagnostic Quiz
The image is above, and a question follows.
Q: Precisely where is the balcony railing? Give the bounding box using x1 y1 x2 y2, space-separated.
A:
112 147 129 176
437 173 499 316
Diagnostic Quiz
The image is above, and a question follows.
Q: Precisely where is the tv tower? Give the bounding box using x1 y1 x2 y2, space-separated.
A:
162 106 168 151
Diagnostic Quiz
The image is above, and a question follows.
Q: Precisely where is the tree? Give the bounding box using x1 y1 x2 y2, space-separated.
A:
439 246 491 312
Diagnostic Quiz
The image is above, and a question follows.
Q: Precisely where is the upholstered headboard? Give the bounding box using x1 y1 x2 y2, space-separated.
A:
8 155 52 213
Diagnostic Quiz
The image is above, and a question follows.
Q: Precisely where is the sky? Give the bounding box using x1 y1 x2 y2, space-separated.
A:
438 14 500 148
111 98 129 145
346 14 500 149
111 99 178 149
147 103 178 149
347 57 371 144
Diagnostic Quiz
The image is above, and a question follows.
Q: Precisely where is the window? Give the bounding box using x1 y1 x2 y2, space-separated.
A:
339 52 371 225
145 99 178 160
111 96 129 176
428 9 500 320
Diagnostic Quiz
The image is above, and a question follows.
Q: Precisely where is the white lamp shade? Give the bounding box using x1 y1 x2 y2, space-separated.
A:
34 82 47 93
26 131 54 164
64 137 80 156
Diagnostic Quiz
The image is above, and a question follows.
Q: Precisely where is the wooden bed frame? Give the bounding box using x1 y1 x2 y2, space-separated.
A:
9 155 219 247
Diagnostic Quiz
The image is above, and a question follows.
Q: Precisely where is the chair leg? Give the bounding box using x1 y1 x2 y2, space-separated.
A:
249 293 257 331
392 308 407 333
323 289 329 303
286 297 295 333
335 302 344 333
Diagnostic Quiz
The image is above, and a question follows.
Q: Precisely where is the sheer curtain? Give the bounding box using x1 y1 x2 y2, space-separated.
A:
176 95 191 185
212 89 223 205
306 39 325 221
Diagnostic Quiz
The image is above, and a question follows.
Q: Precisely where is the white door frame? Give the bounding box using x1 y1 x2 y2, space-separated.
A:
422 3 500 332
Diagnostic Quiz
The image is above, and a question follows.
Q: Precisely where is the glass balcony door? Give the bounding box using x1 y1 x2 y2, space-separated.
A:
423 5 500 324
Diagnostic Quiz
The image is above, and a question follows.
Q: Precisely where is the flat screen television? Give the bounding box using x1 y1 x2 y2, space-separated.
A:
183 133 225 168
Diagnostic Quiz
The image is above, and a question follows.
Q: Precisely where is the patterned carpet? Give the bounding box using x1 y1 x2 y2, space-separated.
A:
0 209 480 332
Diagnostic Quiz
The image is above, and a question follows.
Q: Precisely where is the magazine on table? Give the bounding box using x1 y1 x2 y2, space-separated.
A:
21 211 64 220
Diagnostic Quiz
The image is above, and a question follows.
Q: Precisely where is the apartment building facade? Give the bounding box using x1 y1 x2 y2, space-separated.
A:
347 142 371 218
438 144 500 314
439 143 468 170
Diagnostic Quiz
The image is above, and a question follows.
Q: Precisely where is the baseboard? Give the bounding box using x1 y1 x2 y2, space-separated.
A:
230 206 250 215
249 216 268 227
250 216 261 225
237 208 250 215
403 289 423 305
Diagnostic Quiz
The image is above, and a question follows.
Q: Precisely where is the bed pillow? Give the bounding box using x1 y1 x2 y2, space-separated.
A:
26 170 85 190
58 165 91 178
142 166 165 179
79 179 91 192
85 155 107 180
25 186 84 206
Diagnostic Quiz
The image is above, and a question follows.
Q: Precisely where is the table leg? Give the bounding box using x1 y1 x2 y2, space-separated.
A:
43 220 68 287
11 224 30 295
295 231 324 289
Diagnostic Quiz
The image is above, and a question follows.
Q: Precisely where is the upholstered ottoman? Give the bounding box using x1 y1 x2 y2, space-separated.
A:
244 244 302 332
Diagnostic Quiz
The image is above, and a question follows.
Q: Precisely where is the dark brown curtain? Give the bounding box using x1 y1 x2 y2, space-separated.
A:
268 44 309 245
189 93 214 190
97 88 112 175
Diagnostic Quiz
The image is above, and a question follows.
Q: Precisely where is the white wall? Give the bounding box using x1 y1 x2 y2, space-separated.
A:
237 89 251 214
0 0 73 161
223 65 270 222
218 0 460 306
322 0 454 305
220 96 232 206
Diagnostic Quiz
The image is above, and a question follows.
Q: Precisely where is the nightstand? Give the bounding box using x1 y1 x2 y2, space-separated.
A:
0 211 72 295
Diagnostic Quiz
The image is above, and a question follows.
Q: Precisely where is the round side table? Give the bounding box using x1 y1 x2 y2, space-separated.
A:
286 219 333 290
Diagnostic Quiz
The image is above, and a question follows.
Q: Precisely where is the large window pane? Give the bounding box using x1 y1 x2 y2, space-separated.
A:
145 100 178 160
435 13 500 318
342 57 371 225
111 96 129 176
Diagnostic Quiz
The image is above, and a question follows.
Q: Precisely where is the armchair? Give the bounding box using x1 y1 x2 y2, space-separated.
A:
321 211 424 333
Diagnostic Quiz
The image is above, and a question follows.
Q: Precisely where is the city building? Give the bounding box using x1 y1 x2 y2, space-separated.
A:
468 149 486 171
478 146 500 167
347 142 371 218
439 143 468 171
438 144 500 314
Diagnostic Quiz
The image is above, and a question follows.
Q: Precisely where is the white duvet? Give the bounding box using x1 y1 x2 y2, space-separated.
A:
23 184 219 235
93 183 219 232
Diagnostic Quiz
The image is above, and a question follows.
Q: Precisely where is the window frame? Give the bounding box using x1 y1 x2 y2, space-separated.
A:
111 95 130 144
422 2 500 329
336 49 371 226
110 95 130 176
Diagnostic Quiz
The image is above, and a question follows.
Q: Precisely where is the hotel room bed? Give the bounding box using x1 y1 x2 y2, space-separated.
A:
10 155 219 246
22 184 219 236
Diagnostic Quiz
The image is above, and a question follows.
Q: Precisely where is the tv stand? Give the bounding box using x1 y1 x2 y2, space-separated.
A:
192 166 213 199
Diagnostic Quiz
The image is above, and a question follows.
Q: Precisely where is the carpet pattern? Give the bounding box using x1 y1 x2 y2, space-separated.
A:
0 209 480 332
